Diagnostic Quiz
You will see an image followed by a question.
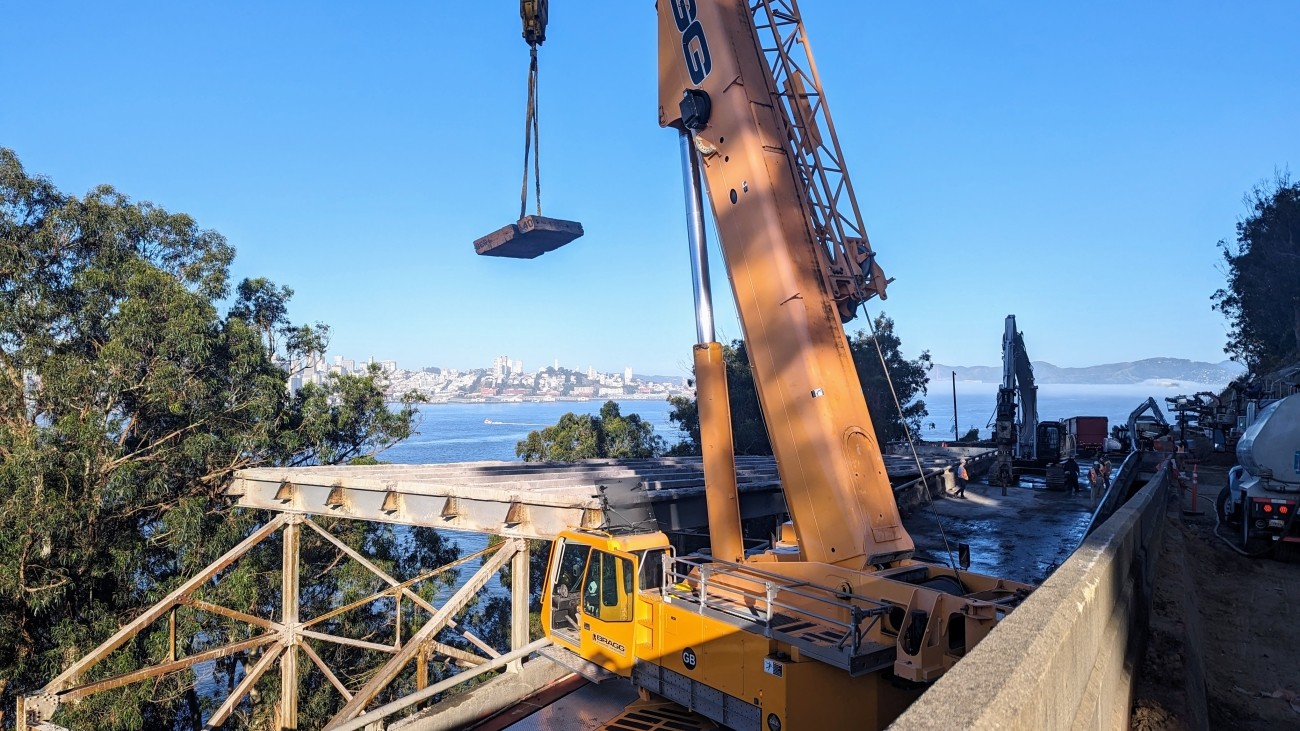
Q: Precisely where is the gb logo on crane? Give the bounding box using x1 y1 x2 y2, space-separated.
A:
672 0 713 85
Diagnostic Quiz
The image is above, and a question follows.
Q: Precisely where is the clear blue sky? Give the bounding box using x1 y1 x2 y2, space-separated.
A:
4 2 1296 376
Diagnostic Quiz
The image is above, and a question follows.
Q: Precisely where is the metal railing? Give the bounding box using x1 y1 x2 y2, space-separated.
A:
1083 450 1145 539
662 554 889 659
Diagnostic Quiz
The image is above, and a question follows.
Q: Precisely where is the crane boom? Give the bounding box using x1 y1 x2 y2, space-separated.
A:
533 6 1035 728
658 0 910 566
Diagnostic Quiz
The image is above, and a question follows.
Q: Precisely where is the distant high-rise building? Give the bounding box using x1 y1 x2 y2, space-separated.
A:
587 365 596 379
493 355 510 379
512 359 523 375
378 360 397 374
553 358 559 371
624 366 633 383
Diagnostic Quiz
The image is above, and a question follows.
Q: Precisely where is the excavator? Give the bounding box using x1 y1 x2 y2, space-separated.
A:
492 2 1035 729
989 315 1065 487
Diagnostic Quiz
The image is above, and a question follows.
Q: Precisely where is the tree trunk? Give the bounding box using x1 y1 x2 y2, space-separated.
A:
1294 299 1300 357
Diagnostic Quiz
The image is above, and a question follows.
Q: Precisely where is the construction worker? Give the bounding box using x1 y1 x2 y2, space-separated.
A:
954 457 969 499
1063 456 1081 493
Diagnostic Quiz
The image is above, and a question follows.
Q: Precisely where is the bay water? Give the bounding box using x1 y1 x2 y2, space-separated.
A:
383 382 1220 595
382 382 1226 464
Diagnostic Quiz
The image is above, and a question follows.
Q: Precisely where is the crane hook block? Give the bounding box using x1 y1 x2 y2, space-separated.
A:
473 215 584 259
521 0 548 46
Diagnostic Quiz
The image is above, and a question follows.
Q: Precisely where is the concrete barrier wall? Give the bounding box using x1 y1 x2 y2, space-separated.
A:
890 468 1171 730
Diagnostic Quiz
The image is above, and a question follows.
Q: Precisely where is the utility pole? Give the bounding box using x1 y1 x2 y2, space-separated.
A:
952 371 958 442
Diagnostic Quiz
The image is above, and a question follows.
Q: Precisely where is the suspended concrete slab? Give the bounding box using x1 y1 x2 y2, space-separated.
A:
473 216 584 259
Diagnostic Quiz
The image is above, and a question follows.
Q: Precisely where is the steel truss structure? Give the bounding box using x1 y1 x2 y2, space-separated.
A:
750 0 889 314
17 513 536 731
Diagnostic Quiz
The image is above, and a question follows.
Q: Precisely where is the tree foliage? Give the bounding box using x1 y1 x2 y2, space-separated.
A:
1212 174 1300 371
0 148 452 728
516 400 665 461
668 313 932 454
848 314 933 445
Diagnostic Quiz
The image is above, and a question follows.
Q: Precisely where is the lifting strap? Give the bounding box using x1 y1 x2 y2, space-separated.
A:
519 46 542 220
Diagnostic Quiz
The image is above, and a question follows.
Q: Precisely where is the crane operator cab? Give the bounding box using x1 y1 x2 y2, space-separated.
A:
542 530 672 676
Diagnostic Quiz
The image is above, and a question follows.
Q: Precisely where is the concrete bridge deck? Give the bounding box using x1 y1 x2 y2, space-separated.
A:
228 453 961 539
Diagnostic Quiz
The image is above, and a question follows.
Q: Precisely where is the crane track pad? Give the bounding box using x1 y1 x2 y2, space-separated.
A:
473 215 584 259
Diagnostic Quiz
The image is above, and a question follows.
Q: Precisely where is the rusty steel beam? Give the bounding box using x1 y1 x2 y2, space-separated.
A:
301 640 353 701
325 638 552 731
302 518 500 659
42 516 287 695
228 455 953 541
300 629 397 655
325 538 523 726
281 518 300 730
56 633 278 703
183 598 281 632
228 458 799 539
203 644 284 730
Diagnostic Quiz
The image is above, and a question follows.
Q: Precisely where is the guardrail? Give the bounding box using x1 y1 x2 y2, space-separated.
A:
1083 449 1143 538
663 554 891 669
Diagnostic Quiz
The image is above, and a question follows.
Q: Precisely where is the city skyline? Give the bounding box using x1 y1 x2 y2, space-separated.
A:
3 4 1295 374
313 348 1240 383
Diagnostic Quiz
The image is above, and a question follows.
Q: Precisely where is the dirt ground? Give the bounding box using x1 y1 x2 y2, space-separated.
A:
1131 465 1300 730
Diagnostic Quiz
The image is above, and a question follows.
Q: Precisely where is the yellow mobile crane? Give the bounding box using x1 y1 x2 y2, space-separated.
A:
503 3 1035 729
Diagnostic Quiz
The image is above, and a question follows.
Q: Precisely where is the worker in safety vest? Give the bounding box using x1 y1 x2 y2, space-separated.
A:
1063 456 1081 494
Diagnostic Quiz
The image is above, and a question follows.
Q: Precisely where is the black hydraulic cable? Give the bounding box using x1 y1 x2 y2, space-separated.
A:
861 305 967 590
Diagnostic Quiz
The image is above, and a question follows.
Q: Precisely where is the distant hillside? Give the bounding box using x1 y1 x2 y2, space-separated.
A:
636 374 688 385
932 358 1245 386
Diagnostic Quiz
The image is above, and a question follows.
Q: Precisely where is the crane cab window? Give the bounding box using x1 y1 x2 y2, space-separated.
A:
582 550 634 622
1039 424 1062 454
549 540 590 640
637 548 670 591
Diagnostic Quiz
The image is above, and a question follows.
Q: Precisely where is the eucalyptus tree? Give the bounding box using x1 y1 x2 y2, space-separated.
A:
0 148 455 729
1213 175 1300 372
